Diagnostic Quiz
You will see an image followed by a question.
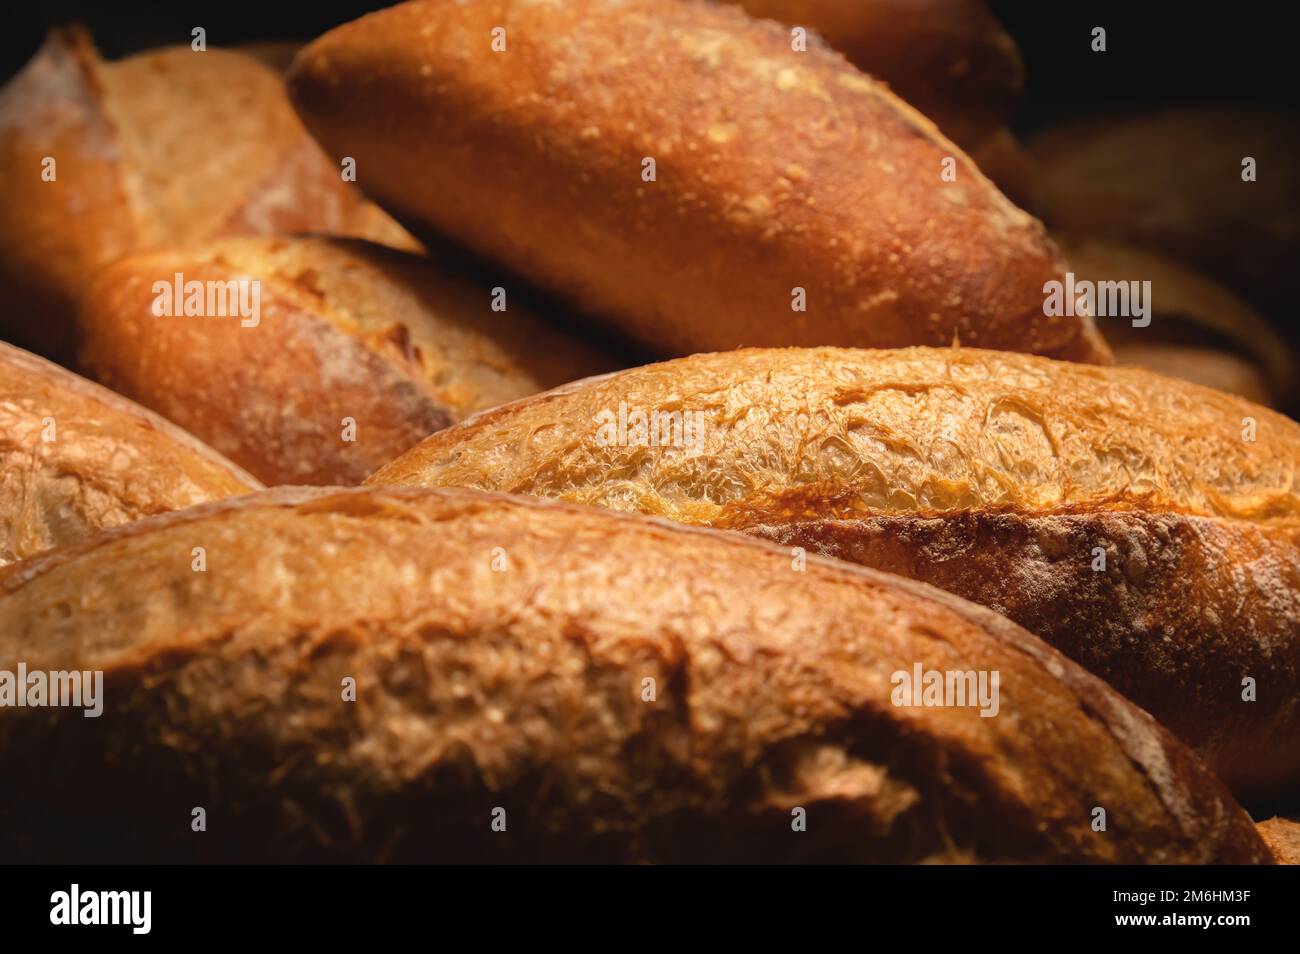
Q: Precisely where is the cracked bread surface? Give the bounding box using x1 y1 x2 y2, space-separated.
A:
287 0 1109 362
0 485 1269 863
368 346 1300 800
0 341 260 567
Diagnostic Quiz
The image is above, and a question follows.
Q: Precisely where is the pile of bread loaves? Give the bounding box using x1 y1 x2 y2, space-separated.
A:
1 0 1297 864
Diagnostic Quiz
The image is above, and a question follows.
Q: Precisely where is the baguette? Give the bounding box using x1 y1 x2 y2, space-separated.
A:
0 29 413 360
1029 110 1300 312
726 0 1023 151
0 485 1268 863
287 0 1109 363
368 346 1300 801
76 236 617 485
0 341 260 566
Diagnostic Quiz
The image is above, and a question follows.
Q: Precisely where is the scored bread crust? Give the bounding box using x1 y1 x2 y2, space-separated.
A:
0 29 413 361
288 0 1109 363
367 347 1300 801
0 341 261 567
76 236 616 486
0 485 1269 863
0 28 139 359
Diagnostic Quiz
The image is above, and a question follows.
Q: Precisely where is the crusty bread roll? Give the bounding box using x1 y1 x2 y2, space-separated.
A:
368 347 1300 801
1056 236 1297 408
724 2 1039 207
726 0 1023 151
0 28 414 360
1257 817 1300 864
1029 110 1300 312
288 0 1109 363
0 341 260 567
75 236 616 486
0 485 1268 863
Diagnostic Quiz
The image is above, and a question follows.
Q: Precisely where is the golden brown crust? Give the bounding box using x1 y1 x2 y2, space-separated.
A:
0 30 413 362
288 0 1109 363
728 2 1038 209
1029 110 1300 311
0 485 1269 863
0 28 139 360
368 346 1300 799
0 341 260 567
742 512 1300 799
727 0 1023 150
1257 816 1300 864
95 44 354 247
76 236 616 485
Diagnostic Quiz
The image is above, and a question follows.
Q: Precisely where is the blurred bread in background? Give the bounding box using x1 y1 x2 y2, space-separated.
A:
966 127 1041 211
1056 235 1298 409
0 28 414 362
1029 110 1300 315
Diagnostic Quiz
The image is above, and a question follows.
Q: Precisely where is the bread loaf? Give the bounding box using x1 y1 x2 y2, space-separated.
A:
75 236 616 485
1029 110 1300 312
0 341 259 566
726 0 1023 151
967 129 1041 213
0 485 1268 863
1056 235 1296 408
368 346 1300 801
287 0 1109 363
0 28 413 360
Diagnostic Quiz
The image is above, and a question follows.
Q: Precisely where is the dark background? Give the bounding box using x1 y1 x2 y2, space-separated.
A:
4 2 1297 124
